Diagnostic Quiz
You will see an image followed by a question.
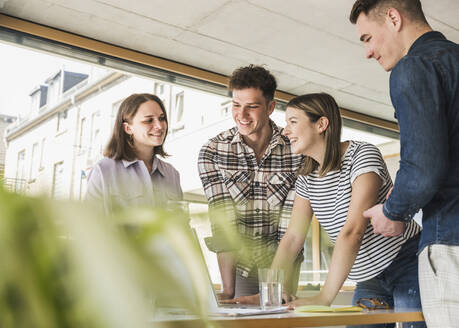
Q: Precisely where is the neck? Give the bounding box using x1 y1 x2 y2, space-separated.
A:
242 124 273 161
401 23 433 57
307 140 326 168
309 141 348 170
135 145 154 170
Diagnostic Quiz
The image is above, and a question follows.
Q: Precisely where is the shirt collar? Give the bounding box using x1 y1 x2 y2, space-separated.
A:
408 31 446 55
122 158 140 168
121 156 165 176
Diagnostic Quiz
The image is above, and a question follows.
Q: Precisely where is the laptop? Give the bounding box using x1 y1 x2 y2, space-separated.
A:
191 229 288 317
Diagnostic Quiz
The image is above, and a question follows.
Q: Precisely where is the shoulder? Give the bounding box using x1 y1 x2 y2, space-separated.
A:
350 140 381 155
200 126 238 154
90 157 120 175
210 126 238 144
156 157 180 178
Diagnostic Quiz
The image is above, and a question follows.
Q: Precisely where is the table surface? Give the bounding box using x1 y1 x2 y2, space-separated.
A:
155 308 424 327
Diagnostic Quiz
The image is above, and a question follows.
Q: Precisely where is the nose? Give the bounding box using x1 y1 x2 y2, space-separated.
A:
240 106 249 118
153 119 163 130
365 45 374 59
282 125 290 137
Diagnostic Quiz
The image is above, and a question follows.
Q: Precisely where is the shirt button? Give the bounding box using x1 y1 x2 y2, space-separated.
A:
255 208 260 213
254 182 260 187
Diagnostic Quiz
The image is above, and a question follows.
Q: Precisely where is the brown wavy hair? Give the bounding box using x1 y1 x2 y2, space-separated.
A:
287 93 342 177
104 93 169 161
228 65 277 103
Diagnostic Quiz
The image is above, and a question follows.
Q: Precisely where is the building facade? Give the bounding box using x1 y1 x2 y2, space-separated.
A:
3 68 235 200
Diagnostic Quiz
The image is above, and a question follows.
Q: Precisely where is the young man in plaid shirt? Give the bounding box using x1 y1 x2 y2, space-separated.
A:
198 65 304 300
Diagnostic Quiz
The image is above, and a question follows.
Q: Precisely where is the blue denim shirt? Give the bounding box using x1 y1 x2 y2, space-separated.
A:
382 31 459 252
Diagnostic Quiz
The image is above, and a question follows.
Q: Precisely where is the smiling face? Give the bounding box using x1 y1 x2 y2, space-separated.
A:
232 87 275 141
356 11 405 71
283 106 323 156
123 100 167 153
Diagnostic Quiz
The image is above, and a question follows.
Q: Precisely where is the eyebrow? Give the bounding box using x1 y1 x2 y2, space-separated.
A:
232 100 262 105
143 114 164 118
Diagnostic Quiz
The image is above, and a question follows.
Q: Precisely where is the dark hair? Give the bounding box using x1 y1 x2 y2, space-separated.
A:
287 93 342 177
104 93 169 161
349 0 428 25
228 65 277 103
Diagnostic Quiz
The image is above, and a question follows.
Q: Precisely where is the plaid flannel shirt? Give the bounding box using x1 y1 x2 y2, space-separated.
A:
198 120 304 277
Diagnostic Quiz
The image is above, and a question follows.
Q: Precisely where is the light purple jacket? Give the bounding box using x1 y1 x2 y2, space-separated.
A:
86 156 182 212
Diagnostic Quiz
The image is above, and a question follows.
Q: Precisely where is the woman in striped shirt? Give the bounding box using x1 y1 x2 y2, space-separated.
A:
273 93 424 327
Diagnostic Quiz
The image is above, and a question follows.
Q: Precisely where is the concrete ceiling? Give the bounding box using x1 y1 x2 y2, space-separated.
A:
1 0 458 122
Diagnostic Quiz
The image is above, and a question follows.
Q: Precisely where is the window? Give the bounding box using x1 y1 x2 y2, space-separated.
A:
111 99 122 133
57 109 69 133
171 91 185 131
51 161 65 199
0 27 402 292
15 150 26 192
29 142 39 181
78 117 87 154
220 100 231 117
39 138 46 170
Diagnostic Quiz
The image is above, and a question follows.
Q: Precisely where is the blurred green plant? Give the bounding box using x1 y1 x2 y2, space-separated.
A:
0 187 216 328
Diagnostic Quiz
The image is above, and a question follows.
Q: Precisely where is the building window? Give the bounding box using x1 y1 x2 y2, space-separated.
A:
220 100 231 117
171 91 185 131
39 138 46 170
57 109 69 133
111 99 122 133
15 150 26 192
154 82 169 114
78 117 87 154
51 161 65 199
29 142 39 181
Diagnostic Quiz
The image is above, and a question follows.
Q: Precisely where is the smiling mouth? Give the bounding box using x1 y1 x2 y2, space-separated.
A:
238 120 251 125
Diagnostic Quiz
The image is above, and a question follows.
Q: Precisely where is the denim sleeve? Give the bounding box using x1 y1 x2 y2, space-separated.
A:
383 56 449 222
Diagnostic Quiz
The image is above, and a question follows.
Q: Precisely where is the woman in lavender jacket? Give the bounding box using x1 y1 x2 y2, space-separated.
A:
86 93 182 213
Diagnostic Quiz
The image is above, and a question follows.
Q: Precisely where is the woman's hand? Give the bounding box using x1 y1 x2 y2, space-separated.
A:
219 293 260 305
288 293 331 310
282 292 297 304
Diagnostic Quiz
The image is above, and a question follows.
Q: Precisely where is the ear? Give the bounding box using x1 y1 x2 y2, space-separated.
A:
267 99 276 116
317 117 329 134
386 8 402 32
123 121 132 135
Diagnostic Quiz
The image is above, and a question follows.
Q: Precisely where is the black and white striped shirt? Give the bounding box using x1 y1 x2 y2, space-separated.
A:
296 141 420 282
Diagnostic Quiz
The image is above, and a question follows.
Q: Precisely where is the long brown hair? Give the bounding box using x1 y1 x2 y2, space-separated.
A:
287 93 342 177
104 93 169 161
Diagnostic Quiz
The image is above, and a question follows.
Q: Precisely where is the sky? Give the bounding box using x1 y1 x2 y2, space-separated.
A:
0 41 94 119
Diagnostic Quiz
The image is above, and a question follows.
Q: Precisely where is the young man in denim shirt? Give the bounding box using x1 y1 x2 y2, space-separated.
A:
349 0 459 327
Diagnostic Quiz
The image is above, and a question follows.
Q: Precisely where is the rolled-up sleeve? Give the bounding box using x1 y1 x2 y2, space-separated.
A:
198 141 239 253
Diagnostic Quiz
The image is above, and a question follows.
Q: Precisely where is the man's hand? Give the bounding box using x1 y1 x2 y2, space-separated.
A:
217 292 235 301
363 204 405 237
288 294 331 310
219 293 260 305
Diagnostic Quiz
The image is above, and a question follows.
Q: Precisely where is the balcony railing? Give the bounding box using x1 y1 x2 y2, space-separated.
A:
0 178 28 193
